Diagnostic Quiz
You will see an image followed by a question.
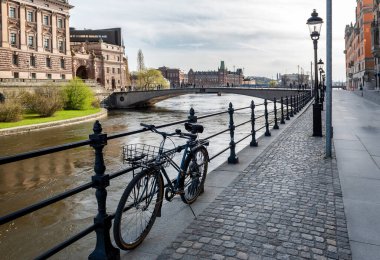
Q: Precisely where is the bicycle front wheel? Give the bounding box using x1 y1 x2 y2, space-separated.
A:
113 168 164 250
180 146 208 204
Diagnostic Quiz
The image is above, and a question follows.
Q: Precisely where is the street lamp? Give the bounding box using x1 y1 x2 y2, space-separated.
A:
307 9 323 137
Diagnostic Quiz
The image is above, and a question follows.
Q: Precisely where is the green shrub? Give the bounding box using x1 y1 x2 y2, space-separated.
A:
20 87 64 117
0 101 23 122
63 78 95 110
91 98 101 108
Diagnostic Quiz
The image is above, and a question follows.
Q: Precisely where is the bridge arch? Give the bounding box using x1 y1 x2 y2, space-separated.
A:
108 88 307 109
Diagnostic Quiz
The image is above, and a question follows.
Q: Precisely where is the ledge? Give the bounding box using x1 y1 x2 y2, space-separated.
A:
0 108 107 136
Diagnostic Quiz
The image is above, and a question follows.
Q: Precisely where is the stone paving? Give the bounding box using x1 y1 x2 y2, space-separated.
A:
158 107 351 260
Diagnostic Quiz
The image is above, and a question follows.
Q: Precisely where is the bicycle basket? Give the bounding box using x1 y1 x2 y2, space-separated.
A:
122 143 176 167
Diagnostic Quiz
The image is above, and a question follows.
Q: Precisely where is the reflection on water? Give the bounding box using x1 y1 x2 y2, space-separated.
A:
0 94 270 259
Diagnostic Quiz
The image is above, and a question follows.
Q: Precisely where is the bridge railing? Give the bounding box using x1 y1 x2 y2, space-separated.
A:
0 93 312 259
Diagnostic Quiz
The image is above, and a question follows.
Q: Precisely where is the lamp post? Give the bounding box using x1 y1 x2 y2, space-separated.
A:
307 9 323 137
318 59 324 107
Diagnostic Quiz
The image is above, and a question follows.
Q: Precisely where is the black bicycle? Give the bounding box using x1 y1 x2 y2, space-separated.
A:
113 122 209 250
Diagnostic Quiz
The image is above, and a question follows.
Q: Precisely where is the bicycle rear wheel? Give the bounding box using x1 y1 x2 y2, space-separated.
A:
179 146 208 204
113 168 164 250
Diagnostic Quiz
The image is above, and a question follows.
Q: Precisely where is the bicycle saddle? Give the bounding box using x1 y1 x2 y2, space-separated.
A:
184 123 204 134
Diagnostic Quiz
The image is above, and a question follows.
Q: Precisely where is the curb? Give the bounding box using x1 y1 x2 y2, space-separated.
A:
0 108 108 136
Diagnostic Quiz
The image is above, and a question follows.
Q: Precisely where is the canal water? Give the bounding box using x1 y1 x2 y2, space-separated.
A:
0 94 272 259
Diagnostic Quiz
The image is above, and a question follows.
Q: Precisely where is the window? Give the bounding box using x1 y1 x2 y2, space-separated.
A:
44 38 50 50
117 56 120 61
31 73 36 79
61 74 65 80
14 72 19 79
57 18 63 28
9 7 16 18
112 68 115 74
117 68 120 74
10 33 17 46
47 73 52 79
106 67 110 73
28 36 34 47
60 58 65 69
46 57 51 68
12 54 18 66
43 15 49 26
30 55 36 67
27 11 33 22
58 40 64 52
106 55 109 60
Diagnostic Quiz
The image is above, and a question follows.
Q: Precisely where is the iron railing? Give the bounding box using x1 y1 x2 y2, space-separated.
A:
0 92 312 259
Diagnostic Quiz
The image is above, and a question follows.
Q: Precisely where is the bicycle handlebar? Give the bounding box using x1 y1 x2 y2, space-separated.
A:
140 123 197 139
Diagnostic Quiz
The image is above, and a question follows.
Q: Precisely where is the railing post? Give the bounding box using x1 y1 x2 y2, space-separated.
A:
295 95 299 114
264 99 271 136
89 121 120 260
228 102 238 164
188 107 197 123
250 100 258 147
290 95 294 117
286 96 290 120
273 97 279 129
280 97 285 124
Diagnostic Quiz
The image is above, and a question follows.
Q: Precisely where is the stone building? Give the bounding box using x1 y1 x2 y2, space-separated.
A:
0 0 73 80
345 0 375 90
371 0 380 89
187 61 244 87
70 28 130 90
158 66 185 88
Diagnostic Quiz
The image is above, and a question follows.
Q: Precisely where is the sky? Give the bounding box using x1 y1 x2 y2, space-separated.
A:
70 0 357 81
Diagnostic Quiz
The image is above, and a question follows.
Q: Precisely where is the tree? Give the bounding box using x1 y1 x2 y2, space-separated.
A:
269 80 278 88
137 69 169 90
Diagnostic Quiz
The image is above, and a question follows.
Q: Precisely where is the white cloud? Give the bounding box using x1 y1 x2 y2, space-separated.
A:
70 0 356 81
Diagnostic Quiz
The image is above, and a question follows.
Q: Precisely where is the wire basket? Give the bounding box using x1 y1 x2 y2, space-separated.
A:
122 143 175 167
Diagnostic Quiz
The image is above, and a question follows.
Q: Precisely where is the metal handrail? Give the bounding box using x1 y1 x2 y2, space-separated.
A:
0 92 312 259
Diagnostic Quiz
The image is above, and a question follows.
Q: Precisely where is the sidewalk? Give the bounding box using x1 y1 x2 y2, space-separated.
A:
333 90 380 259
157 104 351 259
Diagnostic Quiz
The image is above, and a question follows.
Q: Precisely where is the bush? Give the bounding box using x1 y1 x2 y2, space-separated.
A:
0 101 23 122
63 78 95 110
20 87 64 117
91 98 101 108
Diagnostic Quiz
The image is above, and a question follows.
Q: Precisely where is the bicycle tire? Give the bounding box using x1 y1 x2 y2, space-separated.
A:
113 168 164 250
179 146 208 204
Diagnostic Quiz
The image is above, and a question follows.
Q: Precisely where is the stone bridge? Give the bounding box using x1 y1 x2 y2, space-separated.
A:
107 87 308 108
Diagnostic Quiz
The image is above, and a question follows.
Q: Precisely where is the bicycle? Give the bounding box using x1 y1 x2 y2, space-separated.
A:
113 122 209 250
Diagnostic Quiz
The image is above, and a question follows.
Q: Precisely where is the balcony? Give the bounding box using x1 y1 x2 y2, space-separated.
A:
371 20 380 56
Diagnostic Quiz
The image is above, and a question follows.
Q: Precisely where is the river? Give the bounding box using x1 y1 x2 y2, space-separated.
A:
0 94 272 259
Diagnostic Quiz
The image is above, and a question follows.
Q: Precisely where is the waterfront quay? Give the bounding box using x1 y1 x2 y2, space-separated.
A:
125 90 380 260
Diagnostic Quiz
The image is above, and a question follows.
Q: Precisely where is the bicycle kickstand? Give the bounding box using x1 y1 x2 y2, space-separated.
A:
188 204 197 219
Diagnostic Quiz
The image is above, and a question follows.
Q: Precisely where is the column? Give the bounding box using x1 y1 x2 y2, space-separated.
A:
51 12 57 53
1 0 9 47
19 3 26 50
65 15 70 56
36 8 42 51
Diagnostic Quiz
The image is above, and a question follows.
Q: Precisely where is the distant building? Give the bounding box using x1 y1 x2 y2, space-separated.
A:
281 73 309 87
158 66 185 88
70 28 130 90
187 61 244 87
345 0 375 90
0 0 73 80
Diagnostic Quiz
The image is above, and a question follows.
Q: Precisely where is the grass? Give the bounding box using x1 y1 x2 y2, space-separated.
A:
0 108 102 129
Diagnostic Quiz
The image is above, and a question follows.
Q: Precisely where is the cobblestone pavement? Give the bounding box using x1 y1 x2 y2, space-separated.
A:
158 107 351 260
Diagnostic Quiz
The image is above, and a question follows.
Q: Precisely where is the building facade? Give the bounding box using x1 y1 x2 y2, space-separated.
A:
0 0 73 80
158 66 185 88
345 0 375 90
371 0 380 89
187 61 244 87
